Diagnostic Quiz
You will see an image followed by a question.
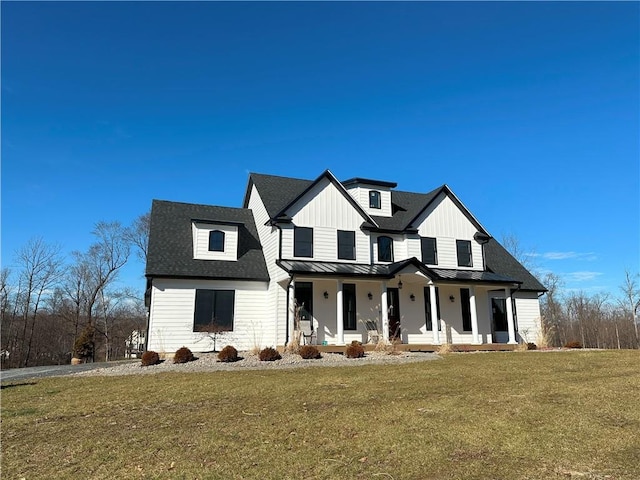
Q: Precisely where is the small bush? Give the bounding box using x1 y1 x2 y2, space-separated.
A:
345 341 365 359
173 346 194 364
527 342 537 350
299 345 321 360
259 347 281 362
564 341 583 349
141 350 160 367
218 345 239 363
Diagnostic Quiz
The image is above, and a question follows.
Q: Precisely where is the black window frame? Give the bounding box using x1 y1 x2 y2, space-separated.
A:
377 236 394 262
460 288 472 332
421 237 438 265
456 239 473 267
424 287 441 331
343 283 357 330
294 226 313 258
193 289 235 332
369 190 381 209
208 230 225 252
337 230 356 260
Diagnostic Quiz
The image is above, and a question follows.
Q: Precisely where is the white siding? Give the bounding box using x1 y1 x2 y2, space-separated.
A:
414 193 484 270
345 185 393 217
515 292 543 344
147 278 270 353
192 223 238 261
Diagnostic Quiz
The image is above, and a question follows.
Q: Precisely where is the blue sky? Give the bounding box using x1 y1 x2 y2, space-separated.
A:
2 2 639 298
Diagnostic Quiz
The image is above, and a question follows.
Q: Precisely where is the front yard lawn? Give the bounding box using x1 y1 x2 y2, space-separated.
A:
2 350 639 479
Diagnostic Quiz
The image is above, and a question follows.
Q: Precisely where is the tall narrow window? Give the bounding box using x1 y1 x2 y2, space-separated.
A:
208 230 225 252
421 237 437 265
337 230 356 260
194 289 235 332
460 288 472 332
378 236 393 262
294 227 313 258
456 240 472 267
343 284 357 330
424 287 441 331
369 190 381 209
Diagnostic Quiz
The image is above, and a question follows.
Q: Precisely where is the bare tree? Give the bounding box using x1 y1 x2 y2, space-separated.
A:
501 232 538 273
125 212 150 263
619 270 640 347
13 238 65 366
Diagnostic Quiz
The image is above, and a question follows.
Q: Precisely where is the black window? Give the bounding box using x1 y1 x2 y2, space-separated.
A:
369 190 381 209
378 236 393 262
294 227 313 258
208 230 225 252
295 282 313 322
421 237 437 265
424 287 441 331
456 240 472 267
343 283 357 330
460 288 472 331
337 230 356 260
193 289 235 332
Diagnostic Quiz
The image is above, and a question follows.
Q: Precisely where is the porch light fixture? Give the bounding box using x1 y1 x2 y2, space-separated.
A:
367 292 373 300
323 291 329 299
398 277 403 289
410 294 415 302
449 295 455 302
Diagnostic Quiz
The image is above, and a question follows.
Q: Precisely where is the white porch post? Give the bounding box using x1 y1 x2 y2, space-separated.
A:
381 281 389 342
505 287 517 344
288 279 296 345
470 286 480 344
430 283 441 345
336 280 344 345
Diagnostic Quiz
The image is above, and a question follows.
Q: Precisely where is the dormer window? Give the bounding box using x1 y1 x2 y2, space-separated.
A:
369 190 381 209
208 230 225 252
377 236 394 262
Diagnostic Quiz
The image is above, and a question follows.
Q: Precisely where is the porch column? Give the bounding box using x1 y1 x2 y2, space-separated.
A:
288 279 296 344
336 280 344 345
470 286 480 344
381 281 389 342
430 283 441 345
505 287 517 344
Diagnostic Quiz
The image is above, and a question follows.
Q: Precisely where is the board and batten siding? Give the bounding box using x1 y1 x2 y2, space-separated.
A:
345 185 393 218
413 192 484 270
147 278 270 353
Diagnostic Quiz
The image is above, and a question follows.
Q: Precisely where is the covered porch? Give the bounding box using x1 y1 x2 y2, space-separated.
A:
279 258 522 347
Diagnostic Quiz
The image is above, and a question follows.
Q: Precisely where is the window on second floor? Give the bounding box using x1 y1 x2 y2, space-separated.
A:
337 230 356 260
421 237 437 265
369 190 381 209
294 227 313 258
208 230 225 252
456 239 472 267
377 236 394 262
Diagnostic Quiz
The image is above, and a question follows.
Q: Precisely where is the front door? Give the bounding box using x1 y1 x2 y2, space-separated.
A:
388 287 401 341
491 298 508 343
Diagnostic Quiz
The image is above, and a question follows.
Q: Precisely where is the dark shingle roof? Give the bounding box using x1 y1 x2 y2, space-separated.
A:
146 200 270 282
371 189 443 231
485 238 546 292
244 173 313 219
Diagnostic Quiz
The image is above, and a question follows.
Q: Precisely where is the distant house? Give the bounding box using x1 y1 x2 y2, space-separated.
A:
144 170 546 353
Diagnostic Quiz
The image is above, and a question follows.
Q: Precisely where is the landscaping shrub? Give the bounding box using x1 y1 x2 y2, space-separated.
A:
345 341 365 359
564 341 583 349
218 345 239 363
527 342 537 350
259 347 281 362
299 345 321 360
173 346 194 364
141 350 160 367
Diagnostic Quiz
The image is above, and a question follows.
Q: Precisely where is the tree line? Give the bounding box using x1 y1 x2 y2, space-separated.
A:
1 214 150 369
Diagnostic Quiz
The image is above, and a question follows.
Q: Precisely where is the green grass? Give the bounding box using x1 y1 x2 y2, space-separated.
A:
2 351 639 479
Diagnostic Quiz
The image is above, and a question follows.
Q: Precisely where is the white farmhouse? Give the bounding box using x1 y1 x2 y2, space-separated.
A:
145 170 546 353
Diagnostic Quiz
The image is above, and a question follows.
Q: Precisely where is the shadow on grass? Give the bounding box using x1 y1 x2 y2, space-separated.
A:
1 381 37 390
